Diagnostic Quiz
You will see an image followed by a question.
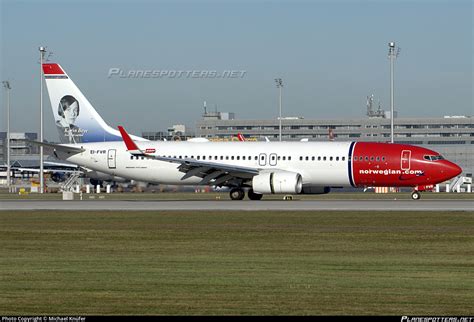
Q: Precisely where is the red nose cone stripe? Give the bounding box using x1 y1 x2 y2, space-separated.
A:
450 163 463 178
42 63 65 75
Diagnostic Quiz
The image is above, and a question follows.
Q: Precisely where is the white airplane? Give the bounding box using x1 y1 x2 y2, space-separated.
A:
36 62 462 200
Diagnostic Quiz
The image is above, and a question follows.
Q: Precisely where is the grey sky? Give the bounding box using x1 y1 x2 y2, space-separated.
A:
1 0 472 141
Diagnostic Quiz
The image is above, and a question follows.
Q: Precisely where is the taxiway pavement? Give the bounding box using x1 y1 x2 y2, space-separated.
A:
1 199 472 211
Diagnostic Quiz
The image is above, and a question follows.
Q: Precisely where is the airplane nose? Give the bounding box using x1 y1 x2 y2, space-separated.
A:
442 161 462 180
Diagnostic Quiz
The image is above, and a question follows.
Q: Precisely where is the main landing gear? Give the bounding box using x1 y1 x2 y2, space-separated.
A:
411 190 421 200
229 188 263 200
229 188 245 200
247 189 263 200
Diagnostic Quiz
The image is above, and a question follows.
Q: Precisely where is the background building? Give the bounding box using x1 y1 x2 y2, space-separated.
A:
143 124 193 141
196 114 474 176
0 132 39 166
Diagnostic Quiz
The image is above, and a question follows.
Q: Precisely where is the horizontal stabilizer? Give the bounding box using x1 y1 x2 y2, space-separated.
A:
25 140 85 154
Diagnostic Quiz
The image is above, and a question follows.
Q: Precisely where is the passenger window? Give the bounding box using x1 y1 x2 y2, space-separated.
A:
288 156 291 161
365 156 369 161
237 156 240 160
382 157 386 161
330 156 333 161
305 156 309 161
376 157 380 161
342 156 345 161
197 156 201 160
323 157 327 161
318 156 321 161
336 156 339 161
243 156 246 160
226 156 229 160
203 156 206 160
300 156 303 161
255 156 258 160
370 156 374 161
220 156 223 160
283 156 286 161
231 156 234 160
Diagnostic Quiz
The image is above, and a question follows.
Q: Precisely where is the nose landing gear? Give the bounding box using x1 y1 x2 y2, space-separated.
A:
411 190 421 200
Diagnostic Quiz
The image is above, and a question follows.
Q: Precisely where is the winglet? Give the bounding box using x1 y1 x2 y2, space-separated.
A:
237 133 246 142
118 126 142 153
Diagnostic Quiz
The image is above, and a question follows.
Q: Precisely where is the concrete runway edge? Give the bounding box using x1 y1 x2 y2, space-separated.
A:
1 200 473 211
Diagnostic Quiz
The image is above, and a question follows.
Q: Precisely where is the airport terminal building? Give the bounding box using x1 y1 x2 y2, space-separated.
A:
0 132 39 166
196 112 474 176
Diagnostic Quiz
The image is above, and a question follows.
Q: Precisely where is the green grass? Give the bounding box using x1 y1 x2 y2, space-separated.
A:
0 210 473 315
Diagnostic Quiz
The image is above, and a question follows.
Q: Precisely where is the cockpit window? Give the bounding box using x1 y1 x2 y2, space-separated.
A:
423 155 444 161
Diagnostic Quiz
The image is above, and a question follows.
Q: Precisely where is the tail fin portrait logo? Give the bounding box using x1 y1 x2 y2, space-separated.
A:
56 95 85 143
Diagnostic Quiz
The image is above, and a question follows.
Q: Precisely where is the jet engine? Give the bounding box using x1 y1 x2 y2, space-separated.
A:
252 171 303 194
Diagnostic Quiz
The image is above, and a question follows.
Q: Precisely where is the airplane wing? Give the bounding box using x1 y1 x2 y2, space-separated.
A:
118 126 260 187
156 155 259 185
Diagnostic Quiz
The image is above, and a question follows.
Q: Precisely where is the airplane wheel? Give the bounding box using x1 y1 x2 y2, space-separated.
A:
411 191 421 200
248 189 263 200
230 188 245 200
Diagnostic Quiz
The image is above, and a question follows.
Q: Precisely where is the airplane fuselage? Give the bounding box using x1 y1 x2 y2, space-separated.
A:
57 140 461 190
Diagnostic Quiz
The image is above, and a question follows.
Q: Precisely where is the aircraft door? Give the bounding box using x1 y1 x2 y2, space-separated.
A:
401 150 411 171
108 149 117 169
258 153 267 166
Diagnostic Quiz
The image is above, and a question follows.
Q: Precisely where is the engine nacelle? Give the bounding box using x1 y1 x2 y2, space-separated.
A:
301 185 331 195
252 171 303 194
